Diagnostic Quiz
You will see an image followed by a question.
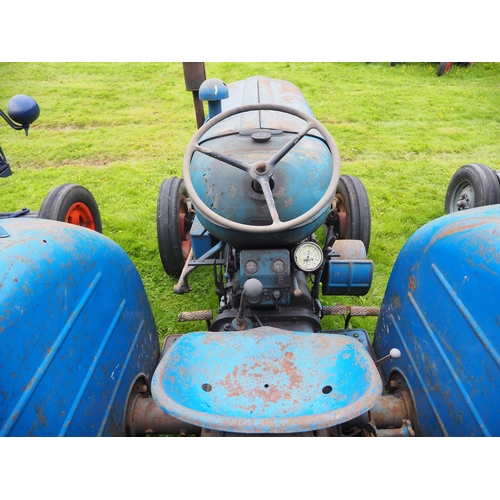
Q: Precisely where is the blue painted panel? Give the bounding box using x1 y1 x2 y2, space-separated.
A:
194 205 331 249
202 76 317 141
152 327 382 434
374 205 500 436
190 216 212 259
0 218 159 436
240 249 291 307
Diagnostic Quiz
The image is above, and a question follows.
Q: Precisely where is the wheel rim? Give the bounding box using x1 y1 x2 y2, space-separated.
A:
178 195 192 259
65 202 96 229
445 62 453 73
451 181 474 210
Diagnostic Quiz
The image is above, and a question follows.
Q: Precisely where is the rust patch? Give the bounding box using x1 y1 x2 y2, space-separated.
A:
35 404 48 427
216 349 305 411
391 293 402 310
273 186 286 199
426 219 492 251
282 354 303 387
409 276 416 292
219 365 244 398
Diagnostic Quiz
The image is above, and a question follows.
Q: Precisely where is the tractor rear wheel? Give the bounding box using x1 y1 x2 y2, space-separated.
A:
38 183 102 232
332 174 371 253
445 163 500 213
157 176 194 278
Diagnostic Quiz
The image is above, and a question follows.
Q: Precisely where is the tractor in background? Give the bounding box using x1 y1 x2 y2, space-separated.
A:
1 94 102 231
445 162 500 213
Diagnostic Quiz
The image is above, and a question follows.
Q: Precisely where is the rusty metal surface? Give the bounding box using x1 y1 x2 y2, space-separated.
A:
331 239 367 260
200 427 339 437
376 420 415 437
371 393 411 428
182 63 206 91
151 326 382 434
182 63 207 129
128 396 201 436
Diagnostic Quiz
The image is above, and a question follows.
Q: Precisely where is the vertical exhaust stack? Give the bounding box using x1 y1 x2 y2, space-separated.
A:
182 62 207 129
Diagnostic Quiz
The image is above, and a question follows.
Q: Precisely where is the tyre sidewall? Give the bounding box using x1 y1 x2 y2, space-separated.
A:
157 177 190 278
445 164 500 213
335 175 371 252
38 183 102 232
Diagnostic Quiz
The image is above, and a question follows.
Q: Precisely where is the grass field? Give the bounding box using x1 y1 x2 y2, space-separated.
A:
1 61 499 341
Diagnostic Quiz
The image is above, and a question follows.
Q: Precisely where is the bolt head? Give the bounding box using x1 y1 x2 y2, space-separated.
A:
254 161 269 175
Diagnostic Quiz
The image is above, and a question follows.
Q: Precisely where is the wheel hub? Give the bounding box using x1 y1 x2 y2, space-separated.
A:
65 202 96 230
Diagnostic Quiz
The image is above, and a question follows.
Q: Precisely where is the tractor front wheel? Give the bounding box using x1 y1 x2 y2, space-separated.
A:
38 183 102 232
331 174 371 253
157 176 194 278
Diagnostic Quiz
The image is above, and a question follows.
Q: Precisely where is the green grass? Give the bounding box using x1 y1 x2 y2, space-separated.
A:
1 62 499 340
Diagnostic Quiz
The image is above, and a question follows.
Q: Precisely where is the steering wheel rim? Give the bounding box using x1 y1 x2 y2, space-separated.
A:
182 103 341 234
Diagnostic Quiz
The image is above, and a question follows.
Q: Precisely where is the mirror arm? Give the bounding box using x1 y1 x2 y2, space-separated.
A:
0 110 29 135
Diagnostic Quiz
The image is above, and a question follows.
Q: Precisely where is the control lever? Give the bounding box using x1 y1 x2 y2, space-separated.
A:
233 279 263 331
376 348 401 368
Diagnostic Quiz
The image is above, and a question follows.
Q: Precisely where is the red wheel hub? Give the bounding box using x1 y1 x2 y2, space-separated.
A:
65 202 96 230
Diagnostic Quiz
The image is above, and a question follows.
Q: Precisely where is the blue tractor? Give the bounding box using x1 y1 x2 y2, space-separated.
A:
1 71 498 436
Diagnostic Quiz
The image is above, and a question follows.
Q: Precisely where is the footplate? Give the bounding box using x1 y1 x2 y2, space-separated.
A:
151 326 382 434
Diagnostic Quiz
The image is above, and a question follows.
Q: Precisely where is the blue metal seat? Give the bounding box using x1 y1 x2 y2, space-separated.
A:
152 327 382 434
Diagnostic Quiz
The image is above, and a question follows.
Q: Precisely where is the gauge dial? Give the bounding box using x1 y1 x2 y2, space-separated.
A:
244 259 259 274
271 258 286 274
294 242 323 272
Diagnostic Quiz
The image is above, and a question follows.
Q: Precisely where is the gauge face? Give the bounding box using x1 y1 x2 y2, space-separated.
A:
244 259 259 274
294 242 323 272
271 258 286 274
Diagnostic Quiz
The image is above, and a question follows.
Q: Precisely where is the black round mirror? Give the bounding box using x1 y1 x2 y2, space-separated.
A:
6 95 40 125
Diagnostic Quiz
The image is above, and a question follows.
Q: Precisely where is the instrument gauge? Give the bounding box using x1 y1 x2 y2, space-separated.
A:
244 259 259 274
271 258 286 274
293 242 323 272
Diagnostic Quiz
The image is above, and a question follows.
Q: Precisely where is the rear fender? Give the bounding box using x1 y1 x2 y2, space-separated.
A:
374 206 500 436
0 218 159 436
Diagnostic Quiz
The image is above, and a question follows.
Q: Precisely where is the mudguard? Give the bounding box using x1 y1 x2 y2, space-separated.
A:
0 218 159 436
374 205 500 436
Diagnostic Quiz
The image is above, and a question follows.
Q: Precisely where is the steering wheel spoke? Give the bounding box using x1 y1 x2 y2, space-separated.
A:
267 120 313 168
194 145 252 173
258 178 282 225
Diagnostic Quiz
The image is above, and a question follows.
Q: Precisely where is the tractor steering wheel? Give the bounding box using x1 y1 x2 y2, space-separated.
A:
182 103 341 234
